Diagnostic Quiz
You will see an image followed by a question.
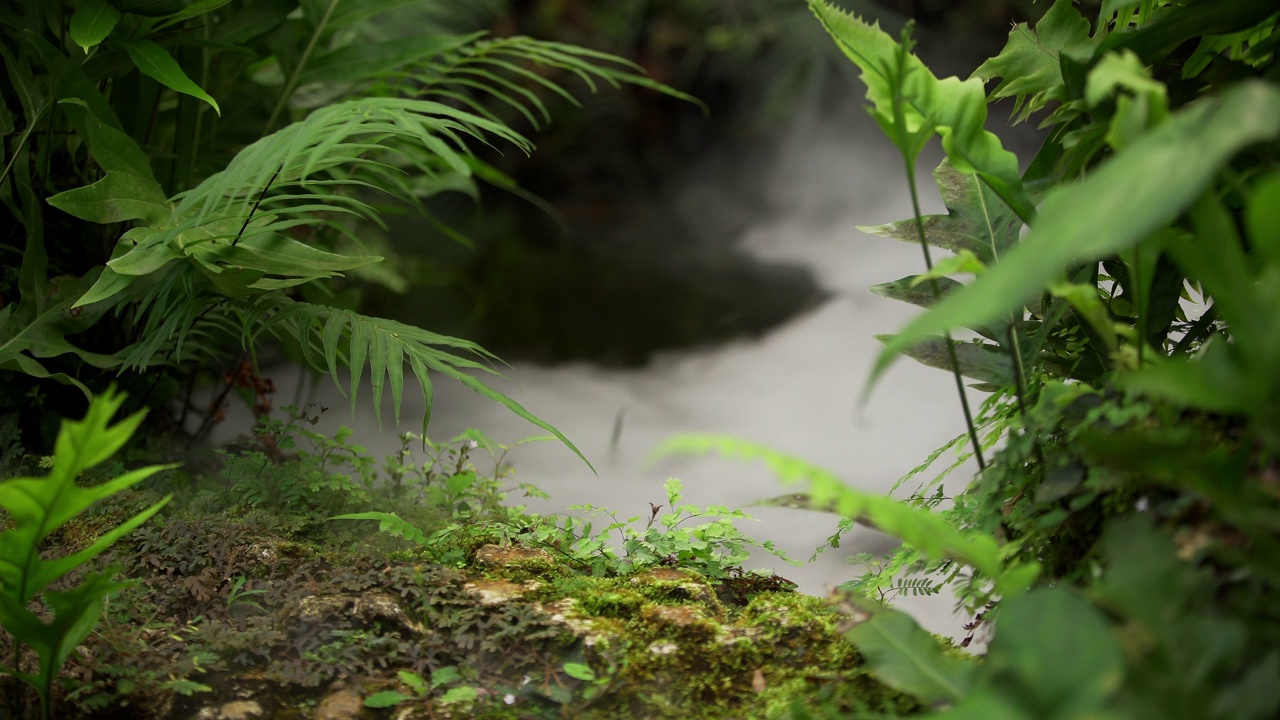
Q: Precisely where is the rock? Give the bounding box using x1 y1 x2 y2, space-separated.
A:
191 700 263 719
313 687 364 720
462 578 540 605
278 592 425 635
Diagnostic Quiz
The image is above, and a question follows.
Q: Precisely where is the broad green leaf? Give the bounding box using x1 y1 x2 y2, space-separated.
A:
972 0 1096 123
119 39 221 115
440 686 479 704
152 0 233 30
70 0 122 54
808 0 1035 222
844 606 975 706
859 160 1024 263
873 80 1280 387
300 33 486 85
977 589 1123 717
329 512 428 545
58 99 160 183
363 691 410 708
0 272 125 393
47 172 169 224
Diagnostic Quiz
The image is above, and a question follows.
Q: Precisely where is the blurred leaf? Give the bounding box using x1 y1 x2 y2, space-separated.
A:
362 691 409 708
120 39 221 115
652 435 1036 594
300 32 484 85
844 605 975 706
1247 170 1280 267
70 0 122 54
873 80 1280 387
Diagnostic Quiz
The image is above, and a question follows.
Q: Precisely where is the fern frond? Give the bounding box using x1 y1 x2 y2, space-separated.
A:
243 294 592 470
412 36 704 131
329 511 428 546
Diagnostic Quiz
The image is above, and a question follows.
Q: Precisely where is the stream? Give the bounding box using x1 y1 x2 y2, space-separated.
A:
215 100 1023 639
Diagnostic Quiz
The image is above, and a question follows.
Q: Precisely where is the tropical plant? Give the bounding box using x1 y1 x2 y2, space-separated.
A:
0 387 172 720
653 1 1280 717
0 0 690 457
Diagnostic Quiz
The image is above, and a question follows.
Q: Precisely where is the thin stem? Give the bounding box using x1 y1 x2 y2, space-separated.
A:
264 0 342 134
905 164 987 471
232 167 281 247
886 26 984 470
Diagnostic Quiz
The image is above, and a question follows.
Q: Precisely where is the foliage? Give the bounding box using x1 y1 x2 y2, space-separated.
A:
337 474 797 582
0 0 689 459
0 387 171 719
767 0 1280 718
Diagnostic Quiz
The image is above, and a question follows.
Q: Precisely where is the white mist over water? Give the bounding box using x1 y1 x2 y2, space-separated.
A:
221 101 1004 638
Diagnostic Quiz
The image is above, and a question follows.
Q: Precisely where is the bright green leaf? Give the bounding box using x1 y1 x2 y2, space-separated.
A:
47 172 169 225
362 691 410 708
972 0 1096 123
70 0 122 54
807 1 1035 222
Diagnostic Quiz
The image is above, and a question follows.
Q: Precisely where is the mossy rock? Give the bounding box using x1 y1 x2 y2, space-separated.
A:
32 505 929 719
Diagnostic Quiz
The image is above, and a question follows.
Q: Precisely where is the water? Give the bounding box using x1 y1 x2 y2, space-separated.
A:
217 100 1018 639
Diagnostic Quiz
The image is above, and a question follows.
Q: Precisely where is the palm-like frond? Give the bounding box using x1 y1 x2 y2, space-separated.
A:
80 97 530 307
408 36 704 131
241 293 591 468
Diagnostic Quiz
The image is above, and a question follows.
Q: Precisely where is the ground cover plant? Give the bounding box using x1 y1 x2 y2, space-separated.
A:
665 1 1280 718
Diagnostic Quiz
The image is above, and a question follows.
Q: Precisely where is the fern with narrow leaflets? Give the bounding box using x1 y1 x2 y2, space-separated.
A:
1 0 694 463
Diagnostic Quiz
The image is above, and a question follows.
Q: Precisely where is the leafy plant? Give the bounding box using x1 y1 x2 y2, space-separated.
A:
0 387 171 719
0 0 691 459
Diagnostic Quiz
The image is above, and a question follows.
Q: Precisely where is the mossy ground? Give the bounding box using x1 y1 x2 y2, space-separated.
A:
1 485 930 720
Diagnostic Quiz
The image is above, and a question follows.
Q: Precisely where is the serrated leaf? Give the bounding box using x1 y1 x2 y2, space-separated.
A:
807 1 1035 221
873 81 1280 388
70 0 122 54
877 334 1012 387
119 39 221 115
844 605 975 706
300 33 485 85
859 160 1025 262
972 0 1096 122
871 275 964 308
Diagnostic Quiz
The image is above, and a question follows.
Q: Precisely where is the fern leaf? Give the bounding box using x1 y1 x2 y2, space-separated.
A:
245 295 593 472
330 511 427 546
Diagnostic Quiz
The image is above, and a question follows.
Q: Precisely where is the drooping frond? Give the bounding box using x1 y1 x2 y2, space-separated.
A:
240 294 592 470
408 36 705 130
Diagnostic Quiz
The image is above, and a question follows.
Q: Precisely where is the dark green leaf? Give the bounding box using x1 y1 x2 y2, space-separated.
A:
119 39 221 115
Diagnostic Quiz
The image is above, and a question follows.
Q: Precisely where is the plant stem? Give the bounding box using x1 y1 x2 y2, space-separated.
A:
904 164 986 471
264 0 342 134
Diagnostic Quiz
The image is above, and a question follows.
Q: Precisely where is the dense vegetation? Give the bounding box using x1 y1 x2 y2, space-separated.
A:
2 0 1279 718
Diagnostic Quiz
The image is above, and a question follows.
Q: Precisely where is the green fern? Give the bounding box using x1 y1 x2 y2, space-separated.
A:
330 511 429 546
